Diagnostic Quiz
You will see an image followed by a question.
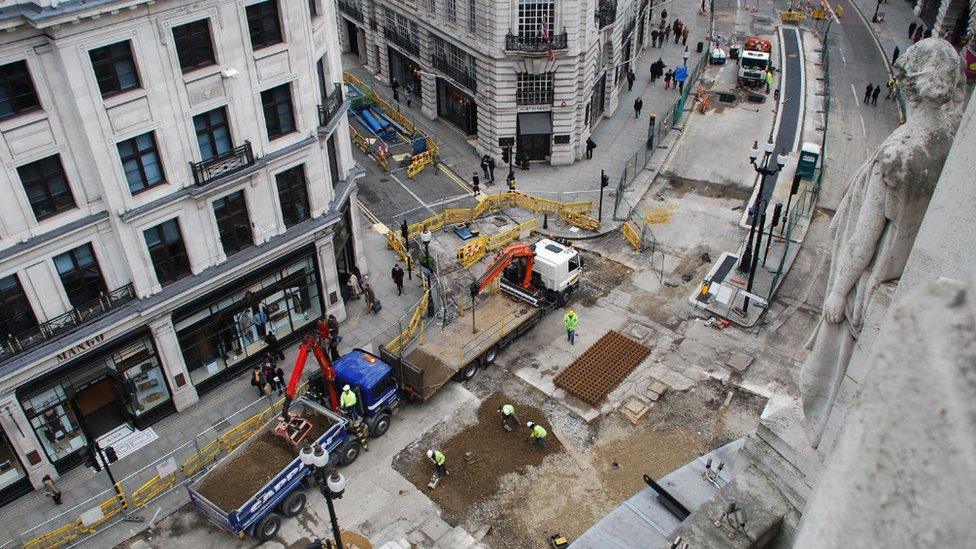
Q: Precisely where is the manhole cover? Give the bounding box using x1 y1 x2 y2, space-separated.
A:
718 92 736 103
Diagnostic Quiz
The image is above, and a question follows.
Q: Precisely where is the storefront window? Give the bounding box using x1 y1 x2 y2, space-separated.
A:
176 254 323 387
22 385 86 464
107 338 171 418
0 433 26 491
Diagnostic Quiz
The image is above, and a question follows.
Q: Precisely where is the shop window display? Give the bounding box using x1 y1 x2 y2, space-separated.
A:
22 385 86 464
0 434 25 491
108 338 171 418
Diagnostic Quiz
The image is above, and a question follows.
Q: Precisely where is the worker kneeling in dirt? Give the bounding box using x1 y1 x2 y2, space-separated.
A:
526 421 548 450
498 403 520 430
427 449 447 477
340 384 359 421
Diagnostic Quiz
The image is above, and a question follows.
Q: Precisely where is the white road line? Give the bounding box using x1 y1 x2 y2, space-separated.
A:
860 115 867 136
851 83 860 107
389 172 435 215
837 41 847 64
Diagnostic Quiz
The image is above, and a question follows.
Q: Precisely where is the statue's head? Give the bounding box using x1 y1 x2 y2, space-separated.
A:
894 38 962 107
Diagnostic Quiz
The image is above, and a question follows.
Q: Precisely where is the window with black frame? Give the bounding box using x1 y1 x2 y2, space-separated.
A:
275 165 311 228
246 0 283 50
0 275 37 341
53 243 108 309
0 60 41 120
117 132 165 194
16 154 76 222
213 190 253 256
261 84 296 139
194 107 232 161
144 219 191 287
172 19 216 72
89 41 140 97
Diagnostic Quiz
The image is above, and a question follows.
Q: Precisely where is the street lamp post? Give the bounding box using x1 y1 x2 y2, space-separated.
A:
420 227 432 268
299 445 347 549
740 140 787 315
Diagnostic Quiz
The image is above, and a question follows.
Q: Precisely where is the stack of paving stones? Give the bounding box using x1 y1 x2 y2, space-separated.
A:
554 330 651 406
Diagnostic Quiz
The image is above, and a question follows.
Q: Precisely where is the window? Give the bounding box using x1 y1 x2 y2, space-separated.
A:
468 0 477 33
519 1 556 38
0 275 37 340
423 0 435 10
309 0 319 17
213 190 253 256
17 155 76 221
144 219 191 287
118 132 164 194
172 20 216 72
54 243 107 308
327 135 340 185
89 41 140 97
246 0 283 50
276 165 311 228
446 0 457 22
0 60 41 120
194 107 232 161
316 56 329 104
517 72 554 104
261 84 296 139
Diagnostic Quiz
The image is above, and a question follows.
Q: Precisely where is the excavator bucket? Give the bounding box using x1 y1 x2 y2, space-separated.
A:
273 413 313 447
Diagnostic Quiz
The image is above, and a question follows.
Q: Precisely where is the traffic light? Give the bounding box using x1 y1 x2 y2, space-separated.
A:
501 146 511 165
790 173 801 196
104 446 119 464
601 171 610 188
770 203 783 227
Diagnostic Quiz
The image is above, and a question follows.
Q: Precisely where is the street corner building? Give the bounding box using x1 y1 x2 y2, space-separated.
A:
339 0 657 164
0 0 368 504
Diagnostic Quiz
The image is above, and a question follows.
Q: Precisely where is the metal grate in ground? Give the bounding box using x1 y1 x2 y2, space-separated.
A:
554 330 651 406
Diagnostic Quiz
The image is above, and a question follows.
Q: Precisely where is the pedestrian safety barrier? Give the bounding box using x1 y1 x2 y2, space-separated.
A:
23 488 126 549
781 10 806 22
621 221 643 251
455 219 541 268
387 289 430 354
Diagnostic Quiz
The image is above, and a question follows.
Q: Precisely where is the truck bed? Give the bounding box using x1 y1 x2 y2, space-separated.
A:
406 293 537 399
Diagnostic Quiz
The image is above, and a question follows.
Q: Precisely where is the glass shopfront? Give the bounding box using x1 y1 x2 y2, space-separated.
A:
436 79 477 136
174 251 323 394
0 431 29 506
387 47 423 99
18 333 173 471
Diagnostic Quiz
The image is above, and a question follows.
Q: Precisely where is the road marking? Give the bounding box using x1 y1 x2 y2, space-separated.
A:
390 172 435 215
850 83 860 107
859 115 866 136
357 200 383 226
437 163 474 193
392 193 472 221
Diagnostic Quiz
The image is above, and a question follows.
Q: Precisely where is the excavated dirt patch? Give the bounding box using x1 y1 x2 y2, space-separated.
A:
575 250 633 307
196 413 334 511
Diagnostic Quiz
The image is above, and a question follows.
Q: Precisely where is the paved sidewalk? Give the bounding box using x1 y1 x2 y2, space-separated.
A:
849 0 923 70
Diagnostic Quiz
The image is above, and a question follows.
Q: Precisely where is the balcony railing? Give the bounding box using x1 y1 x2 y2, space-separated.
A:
516 89 554 105
337 0 364 21
597 0 617 29
505 31 569 53
431 54 477 92
383 26 420 57
318 83 345 127
0 284 136 363
190 141 255 186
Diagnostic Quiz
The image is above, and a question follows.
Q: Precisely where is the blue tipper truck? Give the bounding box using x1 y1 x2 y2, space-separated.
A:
186 398 360 541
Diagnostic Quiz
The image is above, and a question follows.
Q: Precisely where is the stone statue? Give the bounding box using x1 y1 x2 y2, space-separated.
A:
799 39 965 447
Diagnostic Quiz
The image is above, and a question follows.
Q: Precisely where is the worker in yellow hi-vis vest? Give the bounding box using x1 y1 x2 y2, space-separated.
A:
526 421 548 450
340 385 359 421
426 449 447 476
498 403 520 430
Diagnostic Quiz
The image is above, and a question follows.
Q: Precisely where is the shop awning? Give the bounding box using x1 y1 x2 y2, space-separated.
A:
517 112 552 136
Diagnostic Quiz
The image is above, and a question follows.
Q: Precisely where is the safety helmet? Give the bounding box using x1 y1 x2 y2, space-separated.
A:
343 384 351 391
526 421 535 428
569 310 575 315
426 450 434 459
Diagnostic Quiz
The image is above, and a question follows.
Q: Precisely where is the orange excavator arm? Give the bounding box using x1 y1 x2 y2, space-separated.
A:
470 243 536 298
281 334 339 419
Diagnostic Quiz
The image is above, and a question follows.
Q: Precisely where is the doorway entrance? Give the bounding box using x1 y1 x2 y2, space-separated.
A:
75 378 125 439
516 112 552 161
345 20 361 61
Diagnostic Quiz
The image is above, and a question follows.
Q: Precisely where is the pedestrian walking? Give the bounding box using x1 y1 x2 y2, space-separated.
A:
864 83 874 105
526 421 548 450
273 364 285 396
340 384 360 421
674 20 683 44
661 9 667 22
664 69 674 90
683 46 690 67
262 355 278 392
651 29 659 47
885 77 896 99
627 68 636 91
891 45 900 65
634 97 643 118
913 26 923 43
764 68 773 93
264 331 286 361
480 154 491 181
585 137 596 159
908 21 917 38
405 86 413 108
487 155 496 182
650 58 665 82
363 281 376 313
328 336 341 361
498 403 520 430
328 314 340 339
472 172 480 193
43 475 62 505
506 167 517 190
392 87 399 104
347 272 361 300
663 26 671 44
923 28 932 38
682 26 690 46
675 65 687 93
871 85 880 106
250 367 269 398
427 449 447 477
564 309 579 345
391 263 405 295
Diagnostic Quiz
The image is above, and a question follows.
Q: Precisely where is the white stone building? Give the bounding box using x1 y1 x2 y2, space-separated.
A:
0 0 365 502
338 0 656 164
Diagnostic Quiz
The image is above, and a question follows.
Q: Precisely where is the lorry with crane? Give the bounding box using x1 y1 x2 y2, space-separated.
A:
737 37 773 88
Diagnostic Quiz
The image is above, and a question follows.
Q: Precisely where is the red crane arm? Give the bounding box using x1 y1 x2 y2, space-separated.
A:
281 334 339 418
470 244 536 297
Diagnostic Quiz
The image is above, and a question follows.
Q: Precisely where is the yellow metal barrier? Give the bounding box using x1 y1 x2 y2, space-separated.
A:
77 489 127 533
622 221 642 251
386 231 409 264
219 414 263 451
181 437 223 477
374 94 416 135
24 521 80 549
387 290 430 354
342 71 372 94
560 209 601 231
780 10 805 22
131 472 176 508
406 148 436 179
455 219 540 267
457 236 488 268
348 124 369 153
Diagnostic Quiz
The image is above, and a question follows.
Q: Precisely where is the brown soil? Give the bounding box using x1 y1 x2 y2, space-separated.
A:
575 250 633 307
196 412 334 511
401 392 563 524
406 348 456 397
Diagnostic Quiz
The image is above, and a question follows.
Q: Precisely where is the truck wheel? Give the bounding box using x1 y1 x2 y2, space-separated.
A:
483 345 498 365
371 413 391 437
461 361 479 381
339 440 361 466
255 513 282 541
279 491 306 517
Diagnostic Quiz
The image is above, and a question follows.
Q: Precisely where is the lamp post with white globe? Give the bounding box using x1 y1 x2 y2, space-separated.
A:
740 140 787 315
299 444 347 548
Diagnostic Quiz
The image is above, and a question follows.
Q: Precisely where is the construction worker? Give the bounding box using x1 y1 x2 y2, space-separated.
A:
498 403 520 430
427 449 447 476
526 421 548 450
340 384 359 421
563 309 579 345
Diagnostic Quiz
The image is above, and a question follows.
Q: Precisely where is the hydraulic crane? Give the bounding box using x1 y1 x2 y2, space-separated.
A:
469 243 536 298
274 334 339 447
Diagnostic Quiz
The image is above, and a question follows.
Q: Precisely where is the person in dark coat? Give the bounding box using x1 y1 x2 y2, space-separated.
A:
923 27 932 38
891 45 900 65
264 331 285 361
585 137 596 159
651 29 659 47
871 84 880 106
864 83 874 105
328 314 339 339
273 364 286 396
908 21 917 38
913 26 923 43
328 336 341 361
250 367 267 398
480 155 490 181
487 155 496 182
391 263 405 295
627 68 636 91
634 97 643 118
262 357 278 394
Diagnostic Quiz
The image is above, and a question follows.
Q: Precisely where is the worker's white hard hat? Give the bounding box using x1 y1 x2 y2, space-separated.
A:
343 384 351 391
426 450 434 459
526 421 535 428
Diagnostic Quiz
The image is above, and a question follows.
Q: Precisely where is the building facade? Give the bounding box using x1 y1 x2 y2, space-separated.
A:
338 0 654 165
0 0 365 504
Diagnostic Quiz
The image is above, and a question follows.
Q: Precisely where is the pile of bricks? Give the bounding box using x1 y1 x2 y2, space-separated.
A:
554 330 651 406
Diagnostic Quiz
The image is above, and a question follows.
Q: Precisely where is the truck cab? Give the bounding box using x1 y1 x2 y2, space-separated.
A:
738 51 770 86
331 349 400 437
529 238 583 305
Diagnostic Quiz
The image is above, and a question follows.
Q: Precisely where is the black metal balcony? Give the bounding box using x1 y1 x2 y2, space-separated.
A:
597 0 617 29
0 284 136 364
383 26 420 57
190 141 255 186
516 89 554 105
431 54 477 92
318 83 345 127
337 0 364 22
505 31 569 53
